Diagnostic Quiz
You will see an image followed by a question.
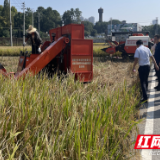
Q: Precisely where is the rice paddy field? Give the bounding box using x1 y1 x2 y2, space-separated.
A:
0 43 121 57
0 46 142 159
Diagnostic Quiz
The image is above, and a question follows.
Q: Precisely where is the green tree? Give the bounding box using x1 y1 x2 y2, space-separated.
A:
34 7 61 33
91 29 97 37
0 5 3 13
94 22 108 34
25 8 32 29
142 25 159 38
62 10 72 25
74 8 81 23
2 29 9 37
14 12 23 30
11 6 17 28
108 19 122 25
0 5 6 29
93 20 122 34
2 0 9 27
84 30 90 37
62 8 82 25
82 21 93 35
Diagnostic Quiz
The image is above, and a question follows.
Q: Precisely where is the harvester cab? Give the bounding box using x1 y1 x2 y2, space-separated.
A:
102 31 154 59
0 24 93 82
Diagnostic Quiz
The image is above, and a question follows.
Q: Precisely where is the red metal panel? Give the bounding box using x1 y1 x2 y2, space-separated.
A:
62 25 71 36
70 39 93 82
49 24 84 40
71 39 92 55
49 27 62 41
62 24 84 39
25 54 39 67
71 55 92 72
71 25 84 39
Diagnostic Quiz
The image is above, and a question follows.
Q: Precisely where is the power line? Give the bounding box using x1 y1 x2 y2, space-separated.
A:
12 0 23 9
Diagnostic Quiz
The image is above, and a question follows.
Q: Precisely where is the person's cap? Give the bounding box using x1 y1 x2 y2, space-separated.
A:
26 25 36 34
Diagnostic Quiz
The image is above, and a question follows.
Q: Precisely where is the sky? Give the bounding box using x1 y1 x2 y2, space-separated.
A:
0 0 160 26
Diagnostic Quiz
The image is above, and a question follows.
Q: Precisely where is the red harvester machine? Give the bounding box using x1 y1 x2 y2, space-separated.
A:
0 24 93 82
102 31 154 59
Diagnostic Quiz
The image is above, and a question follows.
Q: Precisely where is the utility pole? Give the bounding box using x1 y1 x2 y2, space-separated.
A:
22 2 25 44
9 0 13 46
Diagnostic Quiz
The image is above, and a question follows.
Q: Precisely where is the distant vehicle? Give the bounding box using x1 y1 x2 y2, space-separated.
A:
102 31 153 59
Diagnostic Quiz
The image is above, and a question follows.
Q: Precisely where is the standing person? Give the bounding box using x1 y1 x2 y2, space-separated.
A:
23 25 43 54
151 43 156 55
132 40 159 103
153 35 160 90
151 42 157 77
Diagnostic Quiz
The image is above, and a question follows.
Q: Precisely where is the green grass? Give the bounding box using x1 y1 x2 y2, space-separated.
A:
0 45 123 58
0 46 31 56
0 57 141 159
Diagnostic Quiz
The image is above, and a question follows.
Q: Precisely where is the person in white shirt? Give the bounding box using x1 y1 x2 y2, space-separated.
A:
132 40 159 103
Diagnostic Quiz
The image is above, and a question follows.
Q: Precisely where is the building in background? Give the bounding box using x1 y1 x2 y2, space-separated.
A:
88 16 95 25
106 21 142 42
152 18 158 25
80 16 84 21
80 16 95 25
107 21 142 35
152 20 157 25
98 8 103 22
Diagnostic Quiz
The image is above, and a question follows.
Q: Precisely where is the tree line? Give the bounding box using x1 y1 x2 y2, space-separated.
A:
0 0 158 39
0 0 125 38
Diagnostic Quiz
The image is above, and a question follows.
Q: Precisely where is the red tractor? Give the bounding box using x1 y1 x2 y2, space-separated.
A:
0 24 93 82
102 31 154 59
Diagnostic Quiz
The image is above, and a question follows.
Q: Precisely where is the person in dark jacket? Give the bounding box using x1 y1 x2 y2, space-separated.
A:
23 25 43 54
153 35 160 90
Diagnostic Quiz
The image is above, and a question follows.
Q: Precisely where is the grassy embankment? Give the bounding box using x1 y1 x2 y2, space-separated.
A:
0 55 141 159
